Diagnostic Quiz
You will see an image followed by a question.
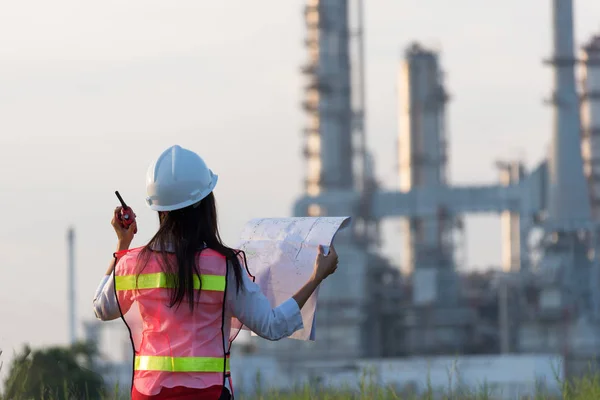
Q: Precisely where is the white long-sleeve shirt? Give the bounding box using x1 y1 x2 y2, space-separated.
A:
93 263 304 342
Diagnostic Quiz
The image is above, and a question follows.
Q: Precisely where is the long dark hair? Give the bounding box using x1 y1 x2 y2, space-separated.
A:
136 192 245 311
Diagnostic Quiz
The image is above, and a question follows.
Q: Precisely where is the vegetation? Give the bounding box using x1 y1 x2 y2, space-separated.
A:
236 371 599 400
2 344 600 399
1 342 105 400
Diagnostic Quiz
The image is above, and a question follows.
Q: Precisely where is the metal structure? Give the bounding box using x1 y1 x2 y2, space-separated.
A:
301 0 354 196
396 43 476 354
301 0 378 243
256 0 381 365
299 0 364 361
516 3 600 376
287 0 600 371
67 226 76 345
544 0 592 230
581 35 600 221
398 43 456 300
496 161 527 272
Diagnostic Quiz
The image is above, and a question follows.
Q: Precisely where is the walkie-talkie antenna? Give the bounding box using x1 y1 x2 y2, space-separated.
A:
115 191 128 209
114 191 136 231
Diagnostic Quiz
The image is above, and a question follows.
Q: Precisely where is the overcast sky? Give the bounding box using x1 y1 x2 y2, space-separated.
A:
1 0 599 381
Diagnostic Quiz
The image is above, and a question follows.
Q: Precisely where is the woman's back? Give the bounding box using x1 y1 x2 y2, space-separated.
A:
115 247 231 397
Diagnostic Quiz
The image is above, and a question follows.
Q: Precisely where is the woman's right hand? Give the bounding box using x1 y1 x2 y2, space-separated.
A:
312 244 339 282
111 206 137 250
292 244 340 310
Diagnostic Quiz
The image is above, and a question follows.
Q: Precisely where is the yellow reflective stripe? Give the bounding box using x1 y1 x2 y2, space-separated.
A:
134 356 229 372
193 274 225 291
115 273 225 291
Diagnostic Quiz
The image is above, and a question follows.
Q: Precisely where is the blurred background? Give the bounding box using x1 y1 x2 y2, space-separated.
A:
2 0 600 398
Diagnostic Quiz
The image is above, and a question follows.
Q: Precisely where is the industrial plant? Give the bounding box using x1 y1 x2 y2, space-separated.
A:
260 0 600 381
76 0 600 396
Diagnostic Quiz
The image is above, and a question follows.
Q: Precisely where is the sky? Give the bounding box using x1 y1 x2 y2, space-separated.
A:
1 0 600 382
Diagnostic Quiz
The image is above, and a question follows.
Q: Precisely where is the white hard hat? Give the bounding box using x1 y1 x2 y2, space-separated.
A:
145 145 218 212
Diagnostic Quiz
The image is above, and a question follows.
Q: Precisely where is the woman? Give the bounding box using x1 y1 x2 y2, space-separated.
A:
93 145 339 400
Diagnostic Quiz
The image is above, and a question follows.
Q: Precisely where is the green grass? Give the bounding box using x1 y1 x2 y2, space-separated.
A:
230 370 600 399
112 371 600 399
6 373 600 399
239 380 537 399
227 361 600 399
0 380 596 400
4 358 600 399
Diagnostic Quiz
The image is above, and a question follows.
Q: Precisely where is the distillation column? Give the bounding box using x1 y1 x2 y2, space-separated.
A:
545 0 591 229
398 43 473 354
519 1 597 374
300 0 366 360
259 0 369 364
301 0 358 360
301 0 354 197
540 0 592 310
581 35 600 221
398 43 456 304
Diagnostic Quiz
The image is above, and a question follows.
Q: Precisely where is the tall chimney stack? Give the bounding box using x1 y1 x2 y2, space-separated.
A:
546 0 591 230
67 226 76 345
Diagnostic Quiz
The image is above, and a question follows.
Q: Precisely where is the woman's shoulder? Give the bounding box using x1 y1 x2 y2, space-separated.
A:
200 247 244 259
112 246 145 276
199 248 226 258
115 246 144 260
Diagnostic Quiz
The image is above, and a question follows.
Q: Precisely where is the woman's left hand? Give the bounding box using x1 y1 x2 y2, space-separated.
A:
111 206 137 249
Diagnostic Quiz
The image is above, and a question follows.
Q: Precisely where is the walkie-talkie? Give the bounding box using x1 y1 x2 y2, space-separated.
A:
115 191 137 234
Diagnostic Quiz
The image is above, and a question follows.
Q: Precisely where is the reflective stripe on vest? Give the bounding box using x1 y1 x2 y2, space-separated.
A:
135 355 230 373
115 272 225 292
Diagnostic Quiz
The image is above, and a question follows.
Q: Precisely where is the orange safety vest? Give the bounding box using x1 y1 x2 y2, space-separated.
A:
113 246 244 397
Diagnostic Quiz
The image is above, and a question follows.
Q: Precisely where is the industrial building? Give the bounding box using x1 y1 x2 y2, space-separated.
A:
280 0 600 378
75 0 600 393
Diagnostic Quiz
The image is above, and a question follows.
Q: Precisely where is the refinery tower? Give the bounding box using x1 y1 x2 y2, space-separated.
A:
255 0 403 364
253 0 600 378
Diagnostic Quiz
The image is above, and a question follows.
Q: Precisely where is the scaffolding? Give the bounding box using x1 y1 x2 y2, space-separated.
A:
581 35 600 221
254 0 385 364
301 0 354 196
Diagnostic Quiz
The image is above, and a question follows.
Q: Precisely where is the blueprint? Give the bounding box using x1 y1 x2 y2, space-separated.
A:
233 216 351 341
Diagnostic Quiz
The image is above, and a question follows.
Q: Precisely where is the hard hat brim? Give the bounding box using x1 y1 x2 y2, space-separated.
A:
146 174 218 212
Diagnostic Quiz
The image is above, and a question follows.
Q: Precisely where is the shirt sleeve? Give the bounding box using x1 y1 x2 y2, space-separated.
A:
226 265 304 341
93 273 122 321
